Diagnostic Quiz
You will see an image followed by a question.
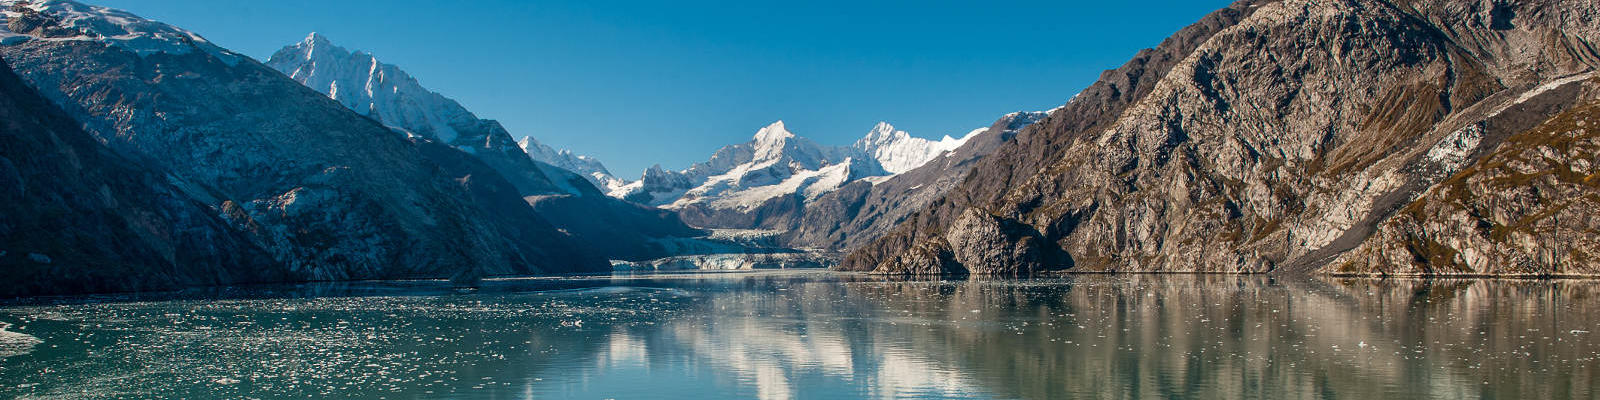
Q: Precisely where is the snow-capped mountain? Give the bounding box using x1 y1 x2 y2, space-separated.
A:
616 121 871 209
0 0 612 281
0 0 240 62
517 136 629 193
613 119 1004 229
265 33 625 191
673 121 887 210
853 122 981 174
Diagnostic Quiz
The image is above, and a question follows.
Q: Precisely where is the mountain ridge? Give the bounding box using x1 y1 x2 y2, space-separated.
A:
842 0 1600 276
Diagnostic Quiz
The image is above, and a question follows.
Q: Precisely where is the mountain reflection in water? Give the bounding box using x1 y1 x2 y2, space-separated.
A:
0 271 1596 399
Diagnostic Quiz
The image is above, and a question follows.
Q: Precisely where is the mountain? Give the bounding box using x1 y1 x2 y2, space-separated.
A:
853 122 980 174
0 0 607 291
785 111 1049 251
516 136 629 193
265 33 626 194
265 32 705 261
615 119 1003 230
843 0 1600 276
0 57 284 297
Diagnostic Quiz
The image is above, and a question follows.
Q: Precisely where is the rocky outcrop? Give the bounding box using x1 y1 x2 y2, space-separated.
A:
0 58 281 297
846 0 1600 276
942 209 1049 275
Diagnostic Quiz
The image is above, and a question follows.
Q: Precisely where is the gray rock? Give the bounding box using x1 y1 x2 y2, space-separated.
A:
944 208 1045 276
0 58 281 297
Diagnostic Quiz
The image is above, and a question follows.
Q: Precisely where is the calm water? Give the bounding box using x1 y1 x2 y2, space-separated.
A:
0 271 1597 399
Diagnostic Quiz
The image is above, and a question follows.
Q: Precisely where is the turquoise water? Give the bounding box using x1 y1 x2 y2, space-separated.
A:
1 271 1597 399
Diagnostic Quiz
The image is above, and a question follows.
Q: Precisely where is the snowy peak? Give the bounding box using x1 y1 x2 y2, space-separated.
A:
267 33 627 191
516 135 628 193
302 31 331 47
753 120 794 141
0 0 240 63
267 33 459 140
851 121 975 174
751 120 799 161
858 121 911 145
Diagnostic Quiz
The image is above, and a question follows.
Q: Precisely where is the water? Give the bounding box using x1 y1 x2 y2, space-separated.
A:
0 271 1597 399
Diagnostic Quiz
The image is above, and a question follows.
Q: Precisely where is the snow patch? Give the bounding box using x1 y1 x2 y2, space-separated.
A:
0 0 241 64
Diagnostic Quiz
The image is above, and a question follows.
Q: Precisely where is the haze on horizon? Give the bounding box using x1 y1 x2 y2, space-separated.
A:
91 0 1230 175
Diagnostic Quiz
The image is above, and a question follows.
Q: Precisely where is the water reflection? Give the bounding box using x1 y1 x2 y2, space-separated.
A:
0 272 1596 399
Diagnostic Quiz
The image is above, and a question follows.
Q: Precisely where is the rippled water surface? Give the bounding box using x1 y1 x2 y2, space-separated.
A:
1 271 1598 399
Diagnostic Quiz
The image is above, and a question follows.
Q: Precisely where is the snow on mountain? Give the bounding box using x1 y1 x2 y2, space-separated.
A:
517 136 629 193
852 122 980 174
618 119 989 214
668 121 886 211
0 0 241 63
265 33 624 190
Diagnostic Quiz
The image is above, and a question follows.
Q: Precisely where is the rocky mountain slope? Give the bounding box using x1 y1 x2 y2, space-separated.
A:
265 32 704 261
0 0 607 291
844 0 1600 276
0 58 281 297
1333 89 1600 275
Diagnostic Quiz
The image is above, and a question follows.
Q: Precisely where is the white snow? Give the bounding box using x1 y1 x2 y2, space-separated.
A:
0 0 241 64
266 33 628 190
640 121 888 211
625 114 1049 212
269 33 465 143
851 121 982 174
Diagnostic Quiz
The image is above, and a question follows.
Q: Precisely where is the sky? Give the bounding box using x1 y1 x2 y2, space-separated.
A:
94 0 1230 177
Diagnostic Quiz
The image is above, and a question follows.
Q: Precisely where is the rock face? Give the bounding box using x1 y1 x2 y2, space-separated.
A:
1333 93 1600 275
0 0 608 290
0 58 280 297
265 32 704 261
845 0 1600 276
940 209 1048 276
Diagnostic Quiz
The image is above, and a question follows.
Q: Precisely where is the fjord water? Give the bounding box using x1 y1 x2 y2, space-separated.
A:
0 271 1596 399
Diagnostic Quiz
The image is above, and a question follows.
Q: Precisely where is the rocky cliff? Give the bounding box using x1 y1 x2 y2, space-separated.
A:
845 0 1600 276
1333 90 1600 275
0 58 282 297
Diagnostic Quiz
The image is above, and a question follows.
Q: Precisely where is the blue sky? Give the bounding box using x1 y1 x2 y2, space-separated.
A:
95 0 1229 176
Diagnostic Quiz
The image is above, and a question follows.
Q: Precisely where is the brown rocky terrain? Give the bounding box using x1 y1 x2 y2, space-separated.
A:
844 0 1600 276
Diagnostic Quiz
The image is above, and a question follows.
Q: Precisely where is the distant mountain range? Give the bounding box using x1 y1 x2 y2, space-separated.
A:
611 119 1005 222
263 32 1015 237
